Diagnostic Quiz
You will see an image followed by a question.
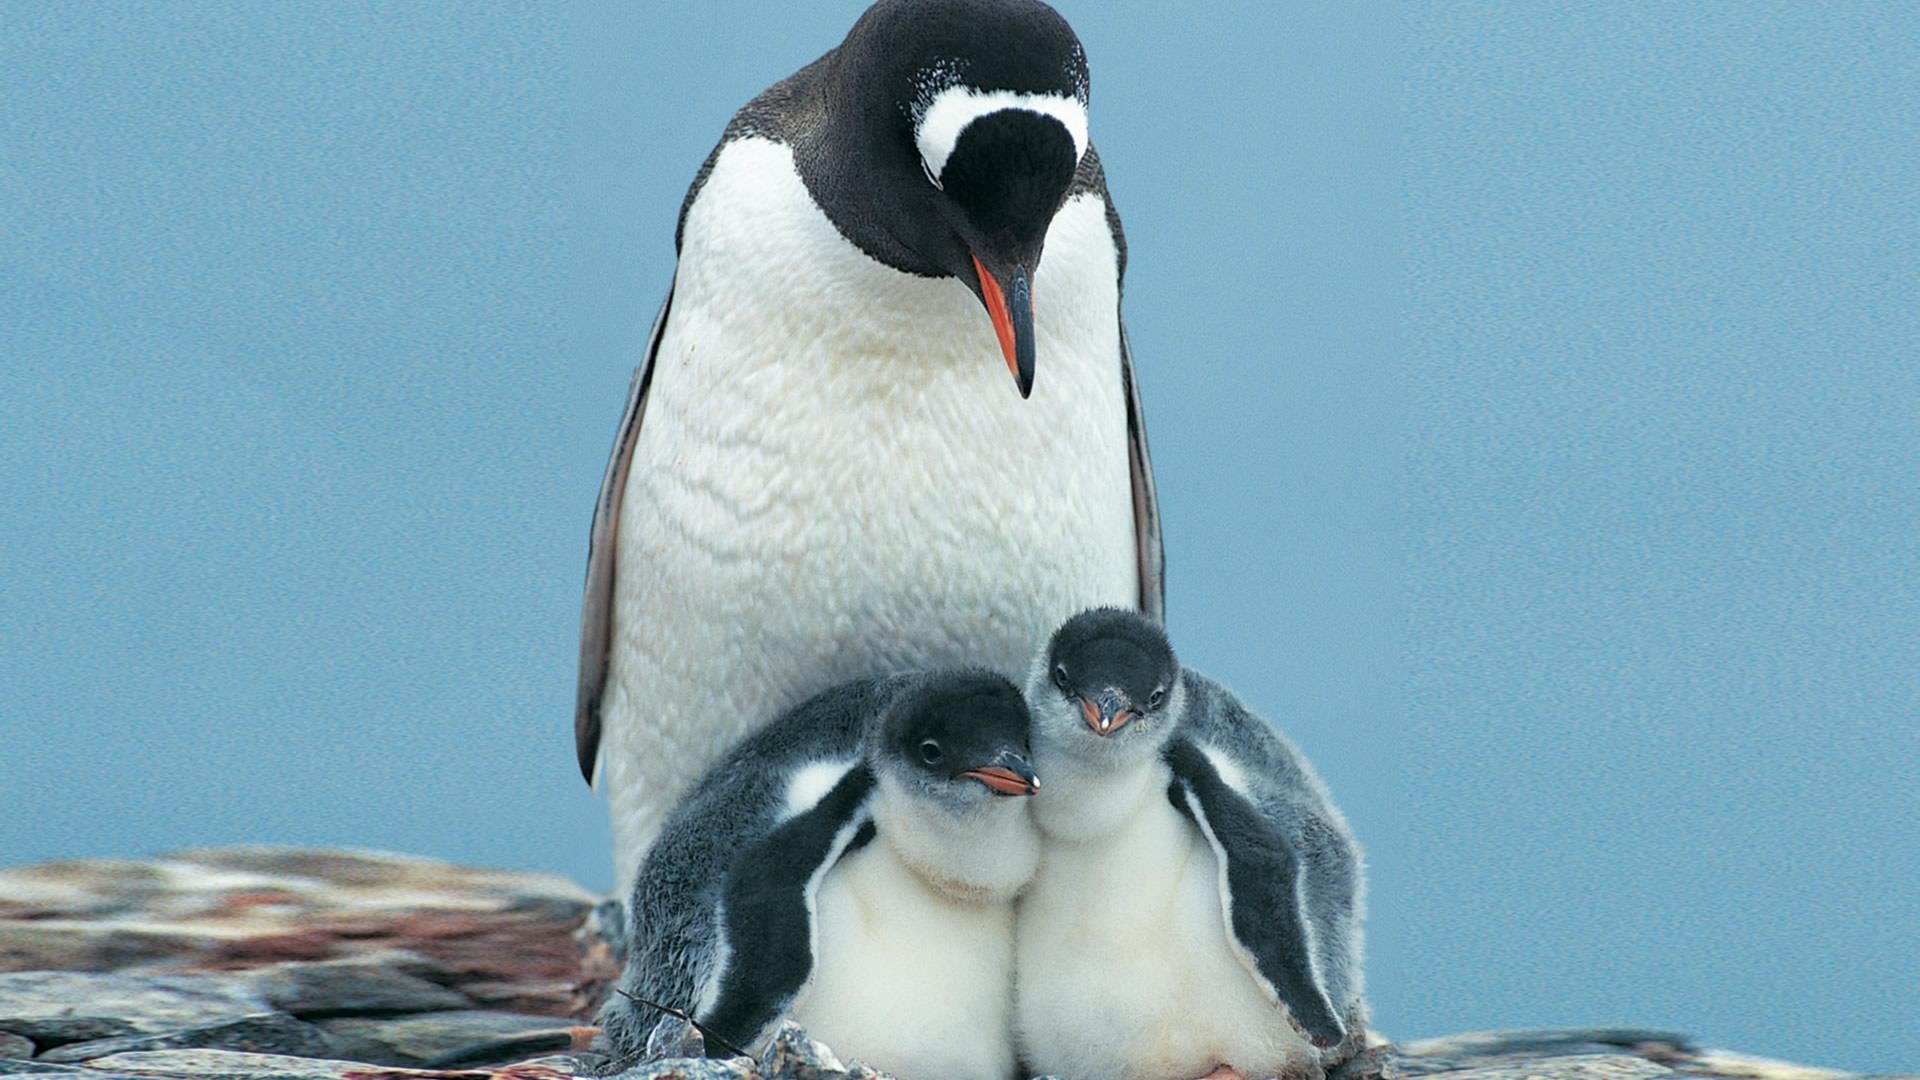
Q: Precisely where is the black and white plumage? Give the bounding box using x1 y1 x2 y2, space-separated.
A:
576 0 1163 893
1015 609 1367 1080
600 669 1042 1080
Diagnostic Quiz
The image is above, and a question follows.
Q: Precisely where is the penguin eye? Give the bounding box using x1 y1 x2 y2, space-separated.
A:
1052 664 1071 692
1147 686 1166 709
919 155 944 191
918 739 945 766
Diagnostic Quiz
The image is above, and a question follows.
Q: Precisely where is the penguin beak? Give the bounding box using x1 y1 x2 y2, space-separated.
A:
959 749 1040 797
1077 691 1136 736
970 254 1035 399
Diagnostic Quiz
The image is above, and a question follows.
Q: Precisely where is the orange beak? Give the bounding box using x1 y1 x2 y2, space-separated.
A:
959 750 1040 796
970 254 1035 398
1078 694 1136 736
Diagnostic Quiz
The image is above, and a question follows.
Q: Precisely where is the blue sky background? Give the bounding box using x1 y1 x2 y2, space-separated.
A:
2 2 1913 1072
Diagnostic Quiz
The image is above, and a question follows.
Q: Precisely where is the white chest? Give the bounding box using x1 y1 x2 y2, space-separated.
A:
1015 768 1321 1080
793 839 1021 1080
600 137 1139 876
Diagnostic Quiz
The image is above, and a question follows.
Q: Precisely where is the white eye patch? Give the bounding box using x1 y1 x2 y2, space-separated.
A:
913 86 1090 185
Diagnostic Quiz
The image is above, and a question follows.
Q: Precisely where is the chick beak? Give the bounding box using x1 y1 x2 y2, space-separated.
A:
959 749 1040 797
1078 691 1136 736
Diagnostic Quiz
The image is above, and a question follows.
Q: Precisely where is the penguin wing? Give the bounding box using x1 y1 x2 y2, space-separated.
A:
1165 734 1348 1049
698 762 878 1052
1119 321 1165 621
575 287 672 784
1079 144 1165 624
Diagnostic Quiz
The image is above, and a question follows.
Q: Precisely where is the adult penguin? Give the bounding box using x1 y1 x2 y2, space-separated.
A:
578 0 1162 890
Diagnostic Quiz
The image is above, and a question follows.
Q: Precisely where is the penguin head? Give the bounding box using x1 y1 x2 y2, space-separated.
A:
833 0 1092 398
868 669 1040 813
1031 607 1183 764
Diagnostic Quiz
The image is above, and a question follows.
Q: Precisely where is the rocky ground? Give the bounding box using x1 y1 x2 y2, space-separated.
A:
0 848 1898 1080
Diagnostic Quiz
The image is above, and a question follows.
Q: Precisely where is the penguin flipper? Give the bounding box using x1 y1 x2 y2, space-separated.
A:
698 763 877 1054
575 286 673 785
1166 735 1347 1049
1119 321 1165 622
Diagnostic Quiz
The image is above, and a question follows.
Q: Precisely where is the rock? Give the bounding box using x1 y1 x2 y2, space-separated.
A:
602 1058 754 1080
1329 1043 1397 1080
251 952 474 1017
0 848 599 1018
1393 1029 1702 1077
82 1049 397 1079
318 1011 584 1066
0 1019 138 1050
35 1012 334 1063
0 850 1879 1080
1687 1049 1862 1080
757 1022 845 1080
419 1031 587 1070
1425 1053 1676 1080
0 1062 150 1077
1400 1029 1698 1060
641 1016 704 1062
572 899 625 1020
0 971 267 1045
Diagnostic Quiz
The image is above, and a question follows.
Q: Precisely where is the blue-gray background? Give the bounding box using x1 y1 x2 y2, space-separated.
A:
2 2 1913 1072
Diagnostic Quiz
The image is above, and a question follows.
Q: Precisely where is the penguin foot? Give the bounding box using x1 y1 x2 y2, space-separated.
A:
1196 1067 1246 1080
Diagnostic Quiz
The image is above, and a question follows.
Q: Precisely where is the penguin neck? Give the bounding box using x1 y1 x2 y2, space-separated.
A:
871 777 1041 904
1030 747 1169 844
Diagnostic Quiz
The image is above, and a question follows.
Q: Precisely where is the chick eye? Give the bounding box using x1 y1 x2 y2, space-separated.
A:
919 739 945 765
1147 687 1166 709
1052 664 1071 692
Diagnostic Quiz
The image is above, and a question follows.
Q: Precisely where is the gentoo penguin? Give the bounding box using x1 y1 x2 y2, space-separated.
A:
577 0 1164 891
1014 609 1367 1080
600 668 1043 1080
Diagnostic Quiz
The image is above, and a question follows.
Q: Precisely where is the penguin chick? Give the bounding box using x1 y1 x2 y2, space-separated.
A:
1014 608 1367 1080
601 669 1042 1080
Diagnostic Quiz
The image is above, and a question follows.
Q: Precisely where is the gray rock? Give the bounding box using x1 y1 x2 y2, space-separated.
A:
0 1035 30 1060
423 1032 583 1070
757 1022 848 1080
318 1009 576 1066
0 1019 137 1049
249 952 472 1017
1329 1043 1397 1080
35 1012 332 1063
600 1021 850 1080
0 1063 149 1078
1428 1053 1677 1080
1400 1029 1698 1059
585 897 629 966
81 1049 394 1079
641 1016 704 1062
0 971 266 1046
1686 1048 1861 1080
603 1058 754 1080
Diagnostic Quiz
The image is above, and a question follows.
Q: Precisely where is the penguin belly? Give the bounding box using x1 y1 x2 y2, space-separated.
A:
790 840 1021 1080
600 138 1137 883
1015 785 1322 1080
